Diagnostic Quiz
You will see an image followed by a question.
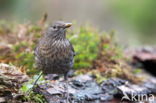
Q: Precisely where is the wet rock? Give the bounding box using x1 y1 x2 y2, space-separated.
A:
148 98 156 103
116 78 156 102
70 78 101 102
35 75 104 103
101 78 156 102
35 76 130 103
100 78 129 102
101 78 127 95
117 84 152 96
35 76 156 103
0 63 29 102
99 93 113 102
143 77 156 94
125 47 156 76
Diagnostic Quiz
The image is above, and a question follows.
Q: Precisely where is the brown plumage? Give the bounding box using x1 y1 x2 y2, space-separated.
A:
34 21 75 80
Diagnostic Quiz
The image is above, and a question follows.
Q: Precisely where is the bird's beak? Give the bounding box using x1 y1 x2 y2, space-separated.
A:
64 23 72 28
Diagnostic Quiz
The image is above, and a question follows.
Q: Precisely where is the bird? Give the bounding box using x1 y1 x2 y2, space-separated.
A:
32 21 75 88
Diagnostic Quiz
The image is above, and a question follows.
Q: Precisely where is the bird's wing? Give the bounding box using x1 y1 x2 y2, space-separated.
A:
69 41 76 56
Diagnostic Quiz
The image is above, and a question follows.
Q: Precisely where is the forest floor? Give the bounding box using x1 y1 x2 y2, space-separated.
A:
0 17 156 103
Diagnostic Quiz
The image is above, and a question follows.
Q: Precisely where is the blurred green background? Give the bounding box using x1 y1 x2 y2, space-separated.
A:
0 0 156 45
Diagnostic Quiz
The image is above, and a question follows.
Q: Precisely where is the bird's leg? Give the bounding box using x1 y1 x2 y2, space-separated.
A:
64 73 70 102
27 72 42 95
64 73 68 81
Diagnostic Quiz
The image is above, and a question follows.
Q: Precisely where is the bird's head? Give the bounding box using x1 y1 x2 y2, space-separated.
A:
47 21 72 39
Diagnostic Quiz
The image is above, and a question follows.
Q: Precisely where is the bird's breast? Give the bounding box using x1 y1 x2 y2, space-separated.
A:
39 39 71 60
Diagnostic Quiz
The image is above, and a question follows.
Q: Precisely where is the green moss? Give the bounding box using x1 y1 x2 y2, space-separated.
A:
68 26 100 69
22 92 46 103
16 52 37 74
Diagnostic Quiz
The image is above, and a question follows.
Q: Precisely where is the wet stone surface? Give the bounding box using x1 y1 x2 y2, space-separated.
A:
143 77 156 94
35 75 104 103
101 78 127 95
34 75 156 103
126 46 156 76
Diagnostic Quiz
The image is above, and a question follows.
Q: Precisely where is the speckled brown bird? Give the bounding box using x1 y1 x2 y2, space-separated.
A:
34 21 75 80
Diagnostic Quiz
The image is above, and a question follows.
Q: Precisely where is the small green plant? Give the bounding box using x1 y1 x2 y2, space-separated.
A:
20 73 46 103
20 73 45 92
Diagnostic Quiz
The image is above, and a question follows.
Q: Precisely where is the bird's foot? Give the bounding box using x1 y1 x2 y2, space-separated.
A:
63 82 70 103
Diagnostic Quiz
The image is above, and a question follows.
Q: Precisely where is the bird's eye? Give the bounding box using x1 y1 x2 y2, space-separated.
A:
53 26 56 29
